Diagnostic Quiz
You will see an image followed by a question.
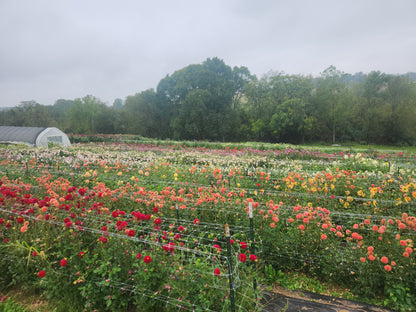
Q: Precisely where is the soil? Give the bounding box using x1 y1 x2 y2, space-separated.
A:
262 286 392 312
0 289 49 311
2 286 392 312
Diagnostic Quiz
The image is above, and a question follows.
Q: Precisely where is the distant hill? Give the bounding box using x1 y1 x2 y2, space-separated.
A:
343 72 366 83
404 72 416 81
342 72 416 83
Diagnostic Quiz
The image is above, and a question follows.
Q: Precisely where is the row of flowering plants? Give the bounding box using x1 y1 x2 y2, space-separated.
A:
1 141 416 311
0 175 262 311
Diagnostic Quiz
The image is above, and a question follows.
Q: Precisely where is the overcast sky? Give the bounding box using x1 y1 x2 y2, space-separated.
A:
0 0 415 108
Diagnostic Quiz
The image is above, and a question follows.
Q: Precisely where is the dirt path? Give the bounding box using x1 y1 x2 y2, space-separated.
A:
262 287 391 312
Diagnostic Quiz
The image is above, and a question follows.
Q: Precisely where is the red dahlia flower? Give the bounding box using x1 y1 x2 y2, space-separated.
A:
214 268 221 276
99 236 108 244
238 253 247 262
213 244 221 253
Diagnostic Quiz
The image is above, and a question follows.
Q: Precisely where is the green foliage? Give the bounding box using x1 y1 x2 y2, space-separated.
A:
2 133 416 310
0 297 29 312
1 60 416 146
0 101 56 128
384 285 414 312
264 264 280 284
65 95 112 134
263 266 327 295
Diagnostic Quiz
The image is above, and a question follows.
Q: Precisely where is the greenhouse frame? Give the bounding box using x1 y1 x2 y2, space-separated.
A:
0 126 71 147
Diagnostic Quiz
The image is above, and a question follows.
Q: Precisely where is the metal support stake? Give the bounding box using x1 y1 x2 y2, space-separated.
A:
249 202 257 291
225 224 236 312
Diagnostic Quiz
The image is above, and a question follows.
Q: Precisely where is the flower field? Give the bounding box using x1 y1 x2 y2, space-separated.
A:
1 140 416 311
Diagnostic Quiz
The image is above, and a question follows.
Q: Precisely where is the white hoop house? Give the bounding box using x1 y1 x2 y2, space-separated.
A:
0 126 71 147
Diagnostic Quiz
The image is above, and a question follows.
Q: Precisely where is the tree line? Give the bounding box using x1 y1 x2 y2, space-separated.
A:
1 57 416 145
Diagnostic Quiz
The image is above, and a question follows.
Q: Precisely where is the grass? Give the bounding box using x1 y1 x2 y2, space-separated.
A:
0 289 53 312
299 142 416 153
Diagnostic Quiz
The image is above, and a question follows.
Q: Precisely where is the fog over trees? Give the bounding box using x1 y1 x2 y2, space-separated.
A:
1 57 416 145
